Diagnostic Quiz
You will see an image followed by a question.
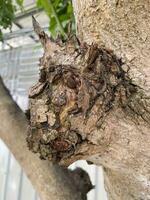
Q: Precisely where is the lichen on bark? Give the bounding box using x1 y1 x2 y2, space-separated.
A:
26 18 146 166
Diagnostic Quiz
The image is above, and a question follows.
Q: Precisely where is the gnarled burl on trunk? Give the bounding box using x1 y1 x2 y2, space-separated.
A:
26 0 150 198
27 17 149 168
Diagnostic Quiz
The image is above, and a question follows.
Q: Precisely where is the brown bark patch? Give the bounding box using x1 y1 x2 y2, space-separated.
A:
26 34 140 165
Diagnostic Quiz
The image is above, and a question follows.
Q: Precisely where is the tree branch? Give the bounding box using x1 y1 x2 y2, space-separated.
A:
0 76 85 200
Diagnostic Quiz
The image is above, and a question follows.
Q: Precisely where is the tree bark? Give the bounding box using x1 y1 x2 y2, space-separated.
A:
26 1 150 200
3 0 150 200
72 1 150 200
0 76 91 200
3 1 149 199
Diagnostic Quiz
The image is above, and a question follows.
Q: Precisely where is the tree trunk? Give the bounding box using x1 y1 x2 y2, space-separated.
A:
27 2 150 200
72 1 150 199
2 1 150 199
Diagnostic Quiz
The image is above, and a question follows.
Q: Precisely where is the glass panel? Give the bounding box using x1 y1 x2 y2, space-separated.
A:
20 173 35 200
0 140 10 200
5 154 21 200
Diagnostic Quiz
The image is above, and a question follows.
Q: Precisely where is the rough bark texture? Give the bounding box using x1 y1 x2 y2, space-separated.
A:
27 1 150 200
27 21 140 164
0 77 92 200
72 1 150 200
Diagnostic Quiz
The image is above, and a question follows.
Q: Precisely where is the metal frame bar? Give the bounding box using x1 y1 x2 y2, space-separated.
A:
15 7 43 22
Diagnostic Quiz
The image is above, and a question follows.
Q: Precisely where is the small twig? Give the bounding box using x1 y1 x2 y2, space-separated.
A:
32 15 50 47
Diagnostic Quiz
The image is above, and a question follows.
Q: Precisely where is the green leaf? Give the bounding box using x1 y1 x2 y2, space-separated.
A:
0 0 74 42
0 0 15 29
49 17 57 38
52 0 61 8
36 0 43 8
67 2 73 15
36 0 52 16
0 29 3 41
16 0 23 7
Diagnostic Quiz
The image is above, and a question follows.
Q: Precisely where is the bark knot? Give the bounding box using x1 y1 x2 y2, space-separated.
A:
27 33 141 164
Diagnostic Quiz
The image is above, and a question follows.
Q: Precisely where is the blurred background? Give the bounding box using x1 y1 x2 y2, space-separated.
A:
0 0 107 199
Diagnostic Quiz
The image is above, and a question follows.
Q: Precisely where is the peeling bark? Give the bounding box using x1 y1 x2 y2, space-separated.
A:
2 1 150 199
28 4 150 200
27 1 150 199
27 21 146 164
0 76 92 200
